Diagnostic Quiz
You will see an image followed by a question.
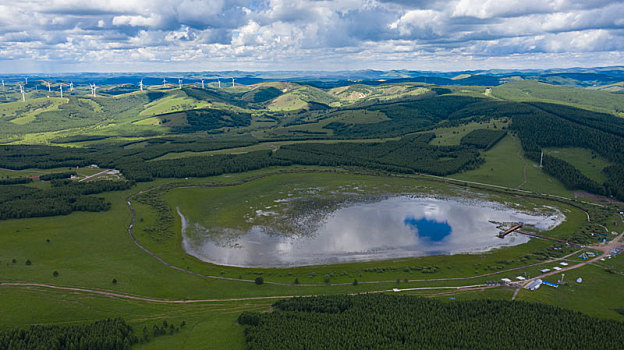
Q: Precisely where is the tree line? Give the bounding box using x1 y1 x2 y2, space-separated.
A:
511 102 624 200
460 129 506 149
0 317 183 350
0 180 133 220
273 133 483 176
239 294 624 350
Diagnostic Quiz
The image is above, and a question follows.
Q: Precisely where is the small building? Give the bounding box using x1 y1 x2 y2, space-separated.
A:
500 278 512 283
579 254 588 260
560 262 569 266
526 279 542 291
576 277 583 283
542 281 558 288
586 252 596 257
540 269 551 273
516 276 526 281
553 267 561 271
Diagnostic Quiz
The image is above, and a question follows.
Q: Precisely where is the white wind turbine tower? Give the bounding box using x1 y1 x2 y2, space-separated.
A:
201 79 204 89
162 78 167 88
139 79 144 91
19 84 25 102
45 81 51 93
178 78 182 89
24 77 28 85
90 83 98 97
59 83 63 98
1 80 4 90
232 77 235 87
218 79 221 88
69 82 74 92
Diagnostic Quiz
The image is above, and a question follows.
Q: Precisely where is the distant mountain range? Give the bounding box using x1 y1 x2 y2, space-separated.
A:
1 66 623 91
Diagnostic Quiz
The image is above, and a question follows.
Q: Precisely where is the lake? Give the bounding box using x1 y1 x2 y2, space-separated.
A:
178 196 564 267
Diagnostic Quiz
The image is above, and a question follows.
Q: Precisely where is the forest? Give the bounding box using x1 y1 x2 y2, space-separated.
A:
0 317 182 350
0 180 133 220
274 133 483 176
156 108 252 133
0 318 137 350
239 294 624 350
460 129 506 149
2 91 624 211
325 95 484 138
510 103 624 200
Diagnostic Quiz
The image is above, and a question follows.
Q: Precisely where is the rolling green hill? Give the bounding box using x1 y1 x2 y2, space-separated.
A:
2 78 624 350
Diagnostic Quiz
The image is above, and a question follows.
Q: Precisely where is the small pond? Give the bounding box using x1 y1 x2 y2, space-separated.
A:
178 196 564 267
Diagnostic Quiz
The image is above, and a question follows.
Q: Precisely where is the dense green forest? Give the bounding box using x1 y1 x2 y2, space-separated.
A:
325 95 484 138
510 102 624 199
39 172 77 181
0 318 136 350
0 318 182 350
0 177 32 185
274 133 483 176
0 180 133 220
155 108 252 133
239 295 624 350
2 88 624 210
460 129 506 149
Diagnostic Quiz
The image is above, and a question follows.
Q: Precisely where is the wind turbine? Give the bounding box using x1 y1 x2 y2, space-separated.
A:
201 79 204 89
44 81 51 93
1 80 4 90
19 84 25 102
90 83 97 97
139 79 144 91
59 84 63 98
178 78 182 89
69 82 74 92
24 77 28 85
231 78 235 87
162 78 167 88
217 79 221 88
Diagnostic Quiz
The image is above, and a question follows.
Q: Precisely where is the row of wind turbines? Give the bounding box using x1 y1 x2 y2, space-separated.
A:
2 76 237 102
152 77 234 90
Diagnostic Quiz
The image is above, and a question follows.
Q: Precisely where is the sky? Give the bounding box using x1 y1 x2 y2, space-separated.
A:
0 0 623 73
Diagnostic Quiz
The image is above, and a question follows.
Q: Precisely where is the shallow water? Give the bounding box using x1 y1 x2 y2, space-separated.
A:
179 196 564 267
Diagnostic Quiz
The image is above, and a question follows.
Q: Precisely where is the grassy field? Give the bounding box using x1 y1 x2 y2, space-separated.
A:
134 170 586 284
0 286 269 350
428 118 508 146
3 80 624 348
452 134 572 196
492 80 624 116
544 147 612 183
0 166 622 348
517 259 624 320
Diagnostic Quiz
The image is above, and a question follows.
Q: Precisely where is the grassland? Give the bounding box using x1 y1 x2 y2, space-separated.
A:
0 166 621 349
517 259 624 320
492 80 624 116
544 147 612 183
2 79 624 348
452 134 572 196
428 118 508 146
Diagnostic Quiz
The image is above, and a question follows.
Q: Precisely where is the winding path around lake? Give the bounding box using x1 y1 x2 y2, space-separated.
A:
123 172 589 288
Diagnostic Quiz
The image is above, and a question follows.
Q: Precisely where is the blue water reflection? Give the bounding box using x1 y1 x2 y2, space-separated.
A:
404 217 452 242
180 196 564 267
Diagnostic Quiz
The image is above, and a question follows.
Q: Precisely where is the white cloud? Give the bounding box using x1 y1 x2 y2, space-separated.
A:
0 0 622 72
